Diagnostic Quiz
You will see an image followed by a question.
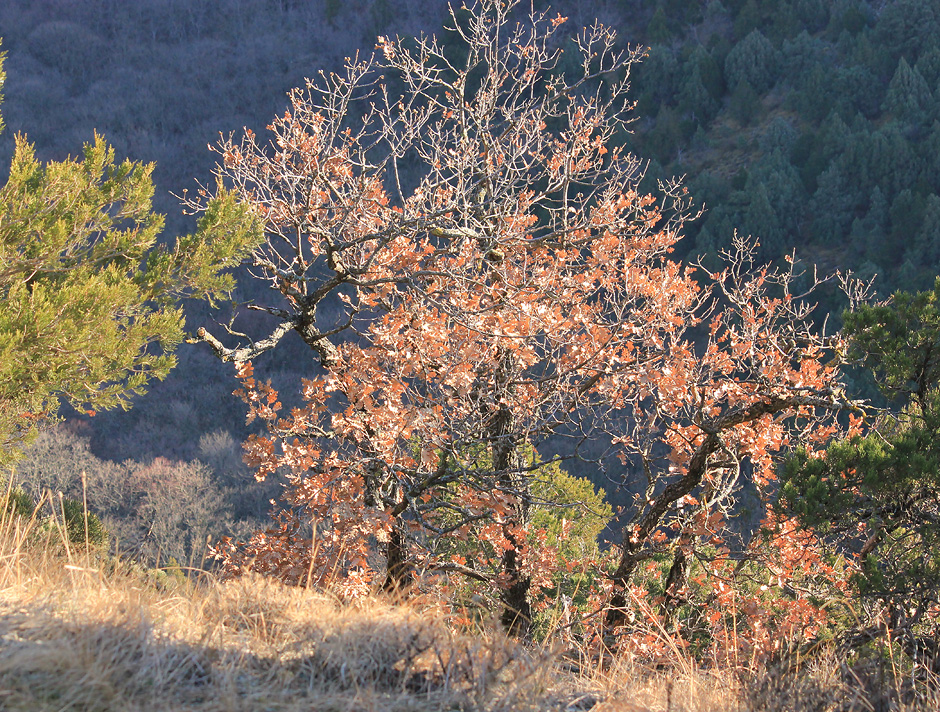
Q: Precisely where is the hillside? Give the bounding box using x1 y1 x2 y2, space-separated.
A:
2 1 936 471
3 506 935 711
0 510 735 712
3 2 940 707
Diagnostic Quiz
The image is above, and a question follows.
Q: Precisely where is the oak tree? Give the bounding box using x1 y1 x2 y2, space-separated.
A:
195 1 859 638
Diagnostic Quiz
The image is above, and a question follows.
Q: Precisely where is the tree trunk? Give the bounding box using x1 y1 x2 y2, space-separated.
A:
605 434 720 635
661 546 688 619
500 540 532 636
383 521 414 592
490 350 532 637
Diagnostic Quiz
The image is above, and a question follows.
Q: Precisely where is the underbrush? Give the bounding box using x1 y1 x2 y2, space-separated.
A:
0 497 937 711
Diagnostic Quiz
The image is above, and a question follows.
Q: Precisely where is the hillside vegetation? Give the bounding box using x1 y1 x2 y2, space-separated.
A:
0 506 725 712
3 504 936 711
1 0 937 468
2 1 940 709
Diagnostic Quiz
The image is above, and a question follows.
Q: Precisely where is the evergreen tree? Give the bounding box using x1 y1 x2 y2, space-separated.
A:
703 0 729 24
634 45 679 117
742 182 784 259
677 64 719 124
826 0 869 37
789 64 833 122
758 116 798 155
749 149 806 236
883 57 934 126
781 31 826 82
858 122 918 199
768 0 799 43
909 193 940 267
780 283 940 667
690 45 725 99
0 54 260 463
858 185 890 264
728 78 760 124
890 189 927 259
809 163 855 243
793 0 829 33
833 65 881 119
732 0 762 40
924 121 940 187
874 0 940 65
725 29 779 94
646 5 672 44
915 45 940 90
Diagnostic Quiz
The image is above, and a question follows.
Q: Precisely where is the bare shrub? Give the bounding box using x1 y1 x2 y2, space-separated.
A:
14 427 234 567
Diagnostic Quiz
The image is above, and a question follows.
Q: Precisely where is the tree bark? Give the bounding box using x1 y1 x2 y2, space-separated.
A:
605 433 720 633
383 521 414 592
490 351 532 637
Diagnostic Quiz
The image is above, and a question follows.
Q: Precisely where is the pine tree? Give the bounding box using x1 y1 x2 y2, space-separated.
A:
729 78 760 124
809 163 855 243
743 183 784 260
0 53 260 463
883 57 934 126
725 29 779 94
678 64 718 124
911 194 940 265
646 5 672 44
780 283 940 669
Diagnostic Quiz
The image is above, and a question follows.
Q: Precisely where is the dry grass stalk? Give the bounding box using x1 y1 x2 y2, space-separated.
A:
3 501 936 711
0 507 591 711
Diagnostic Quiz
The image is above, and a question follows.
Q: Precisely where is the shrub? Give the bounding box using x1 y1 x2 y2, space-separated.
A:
2 483 35 519
58 496 108 547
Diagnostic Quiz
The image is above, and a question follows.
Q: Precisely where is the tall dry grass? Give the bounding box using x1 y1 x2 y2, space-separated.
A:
0 494 937 711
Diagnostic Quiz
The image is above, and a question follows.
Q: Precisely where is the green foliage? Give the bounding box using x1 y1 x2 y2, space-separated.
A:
889 189 926 251
433 444 612 636
725 29 778 94
1 473 106 547
874 0 940 65
728 79 760 124
831 0 869 36
780 282 940 615
915 45 940 88
844 280 940 402
528 454 612 565
883 57 933 125
910 194 940 266
59 495 108 547
2 483 34 519
625 0 940 309
0 48 262 464
809 163 856 243
646 5 672 44
678 64 719 124
743 183 783 259
525 451 613 638
733 0 762 39
793 0 828 32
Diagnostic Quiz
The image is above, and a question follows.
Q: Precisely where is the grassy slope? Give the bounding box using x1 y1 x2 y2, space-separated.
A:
0 508 745 712
3 505 938 711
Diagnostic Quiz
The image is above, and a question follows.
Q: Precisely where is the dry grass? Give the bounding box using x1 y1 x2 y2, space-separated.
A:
0 505 613 711
1 504 937 712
